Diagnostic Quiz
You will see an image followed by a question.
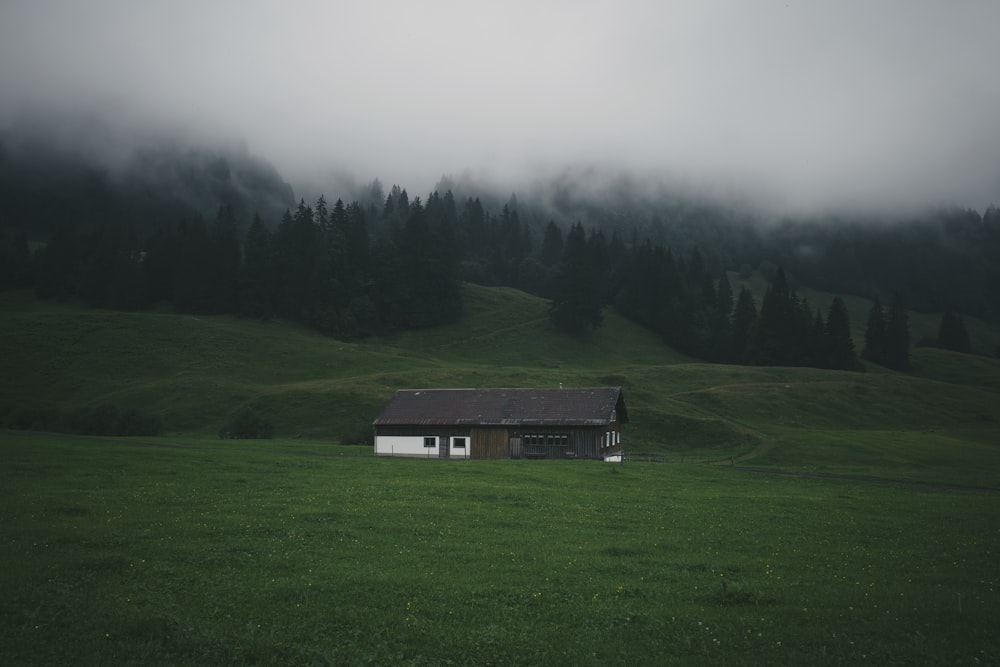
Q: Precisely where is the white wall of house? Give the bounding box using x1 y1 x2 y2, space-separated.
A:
374 434 473 458
375 435 439 457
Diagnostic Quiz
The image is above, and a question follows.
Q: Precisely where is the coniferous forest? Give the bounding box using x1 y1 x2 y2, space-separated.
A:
2 132 999 370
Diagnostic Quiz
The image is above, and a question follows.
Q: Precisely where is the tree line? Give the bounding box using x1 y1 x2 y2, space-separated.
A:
20 192 463 338
5 182 568 336
552 232 899 371
1 181 988 368
544 223 985 367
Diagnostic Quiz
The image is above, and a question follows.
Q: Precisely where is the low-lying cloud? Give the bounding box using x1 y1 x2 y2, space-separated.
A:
2 0 998 213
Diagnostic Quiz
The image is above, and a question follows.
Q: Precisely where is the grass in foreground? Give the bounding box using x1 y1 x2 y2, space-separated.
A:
2 433 997 665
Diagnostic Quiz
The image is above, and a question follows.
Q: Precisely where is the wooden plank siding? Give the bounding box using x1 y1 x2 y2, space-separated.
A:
471 428 509 459
472 426 622 459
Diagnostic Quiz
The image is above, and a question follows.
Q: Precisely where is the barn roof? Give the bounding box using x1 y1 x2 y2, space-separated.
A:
372 387 628 428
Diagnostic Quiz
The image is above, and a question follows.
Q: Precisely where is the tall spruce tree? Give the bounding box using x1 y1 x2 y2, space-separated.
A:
731 286 757 363
550 222 603 334
240 214 275 319
824 296 858 370
936 311 972 353
884 293 911 371
171 215 214 314
400 197 462 329
541 221 563 266
315 195 330 233
34 222 83 301
274 202 319 321
208 202 241 314
0 224 32 290
750 266 794 365
717 273 734 319
862 297 887 365
80 221 144 310
808 307 826 367
707 273 735 361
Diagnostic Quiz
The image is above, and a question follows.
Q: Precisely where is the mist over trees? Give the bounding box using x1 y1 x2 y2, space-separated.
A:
2 131 998 368
0 118 296 235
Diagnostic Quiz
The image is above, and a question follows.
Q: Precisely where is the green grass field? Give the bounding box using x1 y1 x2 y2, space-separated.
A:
1 284 999 663
1 433 997 665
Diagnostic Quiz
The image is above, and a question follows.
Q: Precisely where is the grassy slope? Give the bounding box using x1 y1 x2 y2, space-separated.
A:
2 284 998 485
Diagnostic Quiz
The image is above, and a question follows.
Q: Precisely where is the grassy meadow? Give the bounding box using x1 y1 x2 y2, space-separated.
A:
2 433 997 665
1 283 999 664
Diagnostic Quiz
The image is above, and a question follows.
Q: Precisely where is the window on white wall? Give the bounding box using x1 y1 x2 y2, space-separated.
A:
453 437 467 449
423 437 436 448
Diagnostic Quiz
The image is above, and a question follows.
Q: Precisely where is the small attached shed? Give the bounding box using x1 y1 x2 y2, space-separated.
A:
372 387 628 459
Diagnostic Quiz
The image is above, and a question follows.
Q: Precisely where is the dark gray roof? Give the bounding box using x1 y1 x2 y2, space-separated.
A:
373 387 628 427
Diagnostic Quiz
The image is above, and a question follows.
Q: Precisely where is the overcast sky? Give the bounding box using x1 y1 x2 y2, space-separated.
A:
1 0 998 213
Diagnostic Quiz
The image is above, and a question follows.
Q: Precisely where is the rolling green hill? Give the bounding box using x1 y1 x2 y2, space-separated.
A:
2 284 998 486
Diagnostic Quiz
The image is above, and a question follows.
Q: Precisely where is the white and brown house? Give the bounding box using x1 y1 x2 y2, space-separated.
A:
372 387 628 459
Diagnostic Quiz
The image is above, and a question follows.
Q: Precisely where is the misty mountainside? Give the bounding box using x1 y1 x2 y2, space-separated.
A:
2 114 999 342
0 113 295 236
423 167 1000 321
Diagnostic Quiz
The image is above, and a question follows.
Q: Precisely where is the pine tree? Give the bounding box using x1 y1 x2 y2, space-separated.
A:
80 222 144 310
342 200 370 288
750 267 794 365
862 297 887 365
588 228 611 302
273 203 319 321
34 222 83 301
315 195 330 233
808 308 826 367
381 191 396 221
541 221 563 266
550 222 603 334
936 311 972 353
460 197 486 256
884 293 911 371
397 188 410 218
240 214 275 319
731 286 757 363
787 295 816 367
208 202 241 314
824 296 858 370
717 273 734 319
702 273 734 362
0 225 32 290
399 197 462 329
